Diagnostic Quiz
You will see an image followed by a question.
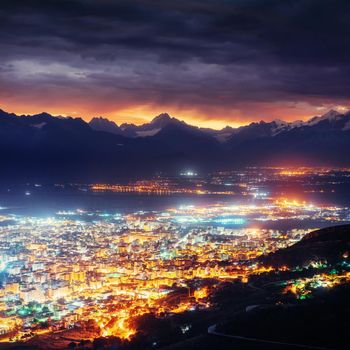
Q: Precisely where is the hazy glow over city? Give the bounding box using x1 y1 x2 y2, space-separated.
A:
1 167 350 347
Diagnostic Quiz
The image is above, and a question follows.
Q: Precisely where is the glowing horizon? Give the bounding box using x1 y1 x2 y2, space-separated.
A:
1 1 350 131
1 101 349 130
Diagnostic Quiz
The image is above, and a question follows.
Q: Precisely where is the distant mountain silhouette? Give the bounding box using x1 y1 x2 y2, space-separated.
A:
89 117 123 135
0 108 350 181
118 113 189 137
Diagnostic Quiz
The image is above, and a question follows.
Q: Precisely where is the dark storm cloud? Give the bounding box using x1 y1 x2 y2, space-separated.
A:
1 0 350 121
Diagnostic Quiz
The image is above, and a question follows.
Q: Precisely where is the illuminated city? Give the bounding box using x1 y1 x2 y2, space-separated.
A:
1 1 350 348
0 168 349 349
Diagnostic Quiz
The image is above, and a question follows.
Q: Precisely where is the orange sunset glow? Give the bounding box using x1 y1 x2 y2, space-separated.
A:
1 99 349 129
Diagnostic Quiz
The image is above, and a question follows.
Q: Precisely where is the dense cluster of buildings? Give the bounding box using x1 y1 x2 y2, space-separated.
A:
0 179 349 343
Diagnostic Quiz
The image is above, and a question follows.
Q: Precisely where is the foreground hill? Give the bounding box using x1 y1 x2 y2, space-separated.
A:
216 284 350 350
261 224 350 268
213 224 350 349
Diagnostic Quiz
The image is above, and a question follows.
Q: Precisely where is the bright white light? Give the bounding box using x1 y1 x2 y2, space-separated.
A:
180 170 198 177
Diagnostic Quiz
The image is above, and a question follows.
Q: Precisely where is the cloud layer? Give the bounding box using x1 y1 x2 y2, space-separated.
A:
1 0 350 127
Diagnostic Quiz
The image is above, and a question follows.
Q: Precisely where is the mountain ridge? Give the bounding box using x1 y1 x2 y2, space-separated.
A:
0 107 350 182
260 224 350 268
3 107 347 139
88 109 350 143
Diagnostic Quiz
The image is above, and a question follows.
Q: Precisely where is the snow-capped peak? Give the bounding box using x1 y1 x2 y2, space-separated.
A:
307 109 342 126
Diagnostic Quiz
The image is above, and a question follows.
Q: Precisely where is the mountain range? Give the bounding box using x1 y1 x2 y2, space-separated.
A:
1 108 350 182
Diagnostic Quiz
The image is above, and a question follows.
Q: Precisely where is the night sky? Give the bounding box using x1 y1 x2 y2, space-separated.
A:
1 0 350 128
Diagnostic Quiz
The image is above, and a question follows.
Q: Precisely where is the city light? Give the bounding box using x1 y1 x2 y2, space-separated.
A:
0 167 350 346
